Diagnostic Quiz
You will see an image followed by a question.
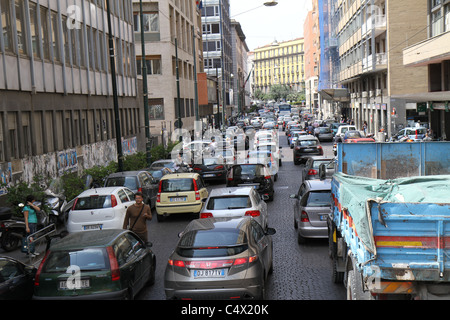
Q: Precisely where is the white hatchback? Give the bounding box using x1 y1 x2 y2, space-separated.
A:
67 187 135 233
199 187 268 231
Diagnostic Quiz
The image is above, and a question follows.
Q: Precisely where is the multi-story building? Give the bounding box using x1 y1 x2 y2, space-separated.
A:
133 0 204 140
304 0 320 113
253 38 305 96
329 0 428 136
402 0 450 140
0 0 140 191
231 19 249 115
201 0 233 121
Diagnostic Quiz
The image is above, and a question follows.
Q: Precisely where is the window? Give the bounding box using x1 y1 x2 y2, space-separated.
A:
29 2 40 59
136 56 162 75
50 11 60 62
134 12 159 32
0 0 12 52
40 6 50 60
445 4 450 31
149 98 165 120
14 0 27 55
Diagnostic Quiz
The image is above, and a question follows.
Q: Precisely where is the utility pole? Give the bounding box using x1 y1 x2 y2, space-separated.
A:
105 0 123 172
175 38 182 142
140 0 152 167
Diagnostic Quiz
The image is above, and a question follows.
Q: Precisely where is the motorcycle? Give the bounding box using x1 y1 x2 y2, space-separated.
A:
0 203 50 252
44 189 68 225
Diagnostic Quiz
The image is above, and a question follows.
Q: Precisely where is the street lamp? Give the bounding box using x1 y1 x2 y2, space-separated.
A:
264 1 278 7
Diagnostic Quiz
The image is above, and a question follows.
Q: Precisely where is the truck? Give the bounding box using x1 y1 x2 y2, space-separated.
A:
325 142 450 300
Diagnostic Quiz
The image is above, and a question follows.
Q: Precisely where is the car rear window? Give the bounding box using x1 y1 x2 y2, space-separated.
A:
42 248 109 272
305 191 332 207
105 176 137 190
74 196 112 210
299 140 318 146
206 196 251 210
161 178 194 192
346 132 361 139
320 127 331 133
233 164 266 177
177 229 248 258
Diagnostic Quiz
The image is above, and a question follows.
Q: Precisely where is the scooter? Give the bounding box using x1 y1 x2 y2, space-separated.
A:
44 189 68 225
0 207 26 252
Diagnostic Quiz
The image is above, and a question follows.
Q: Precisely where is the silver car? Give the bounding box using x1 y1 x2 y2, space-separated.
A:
164 217 276 300
290 179 332 244
200 187 268 230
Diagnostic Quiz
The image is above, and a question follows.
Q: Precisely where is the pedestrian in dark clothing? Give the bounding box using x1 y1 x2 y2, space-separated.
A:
123 192 152 242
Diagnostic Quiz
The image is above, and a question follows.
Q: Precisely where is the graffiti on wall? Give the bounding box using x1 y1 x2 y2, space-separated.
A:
122 136 138 155
57 149 78 175
0 162 12 195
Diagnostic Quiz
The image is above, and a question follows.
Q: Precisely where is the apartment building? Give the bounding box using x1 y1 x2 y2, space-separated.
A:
403 0 450 140
304 0 320 112
0 0 140 189
253 38 305 96
133 0 204 139
201 0 233 120
331 0 428 136
231 19 249 115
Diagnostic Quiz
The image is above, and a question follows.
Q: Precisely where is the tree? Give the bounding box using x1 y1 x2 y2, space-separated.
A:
268 84 290 101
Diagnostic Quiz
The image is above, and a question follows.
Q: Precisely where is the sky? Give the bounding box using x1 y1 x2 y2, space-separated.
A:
229 0 312 51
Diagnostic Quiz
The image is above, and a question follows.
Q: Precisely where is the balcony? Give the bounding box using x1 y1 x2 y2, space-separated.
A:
362 52 387 73
361 15 386 38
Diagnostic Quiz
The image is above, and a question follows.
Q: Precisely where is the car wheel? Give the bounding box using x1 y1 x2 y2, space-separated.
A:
156 214 166 222
297 230 307 244
146 258 156 286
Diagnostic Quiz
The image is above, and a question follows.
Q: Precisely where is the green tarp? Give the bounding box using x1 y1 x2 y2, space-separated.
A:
334 172 450 253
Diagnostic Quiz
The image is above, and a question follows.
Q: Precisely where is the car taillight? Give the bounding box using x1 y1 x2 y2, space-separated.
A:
168 259 186 268
34 251 50 287
157 180 162 203
194 167 202 171
264 175 271 180
107 246 120 281
193 179 200 200
245 210 261 217
111 195 117 207
308 169 317 175
300 211 310 222
317 145 323 155
214 165 224 170
200 212 213 218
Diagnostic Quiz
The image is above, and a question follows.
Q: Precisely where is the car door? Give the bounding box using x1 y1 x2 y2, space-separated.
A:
113 235 140 297
250 220 271 278
0 260 34 300
252 188 267 230
117 188 134 223
294 183 307 224
124 233 150 292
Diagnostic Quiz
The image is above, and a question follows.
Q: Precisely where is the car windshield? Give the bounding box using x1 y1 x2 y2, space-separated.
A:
177 229 248 258
299 140 318 146
43 248 108 272
206 196 252 210
105 176 137 190
161 178 194 192
305 191 332 207
74 195 112 210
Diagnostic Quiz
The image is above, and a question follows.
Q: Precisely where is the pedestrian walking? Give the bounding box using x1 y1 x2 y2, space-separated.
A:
23 195 40 256
123 192 152 242
363 121 368 135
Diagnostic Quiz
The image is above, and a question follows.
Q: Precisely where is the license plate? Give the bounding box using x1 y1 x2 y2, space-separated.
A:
59 279 90 290
320 214 328 221
170 197 186 202
193 269 226 278
83 224 102 230
303 148 313 152
203 174 215 177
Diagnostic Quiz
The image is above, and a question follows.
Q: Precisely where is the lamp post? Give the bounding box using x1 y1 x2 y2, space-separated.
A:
140 0 151 167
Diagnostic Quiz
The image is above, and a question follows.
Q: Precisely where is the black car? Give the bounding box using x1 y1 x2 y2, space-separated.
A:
293 135 323 165
192 157 228 183
0 256 36 300
227 164 274 201
104 171 159 208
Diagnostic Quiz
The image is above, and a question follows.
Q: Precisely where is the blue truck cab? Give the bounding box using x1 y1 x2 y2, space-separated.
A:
326 142 450 299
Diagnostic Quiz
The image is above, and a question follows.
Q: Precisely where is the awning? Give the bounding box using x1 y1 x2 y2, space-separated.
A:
319 88 350 102
391 91 450 103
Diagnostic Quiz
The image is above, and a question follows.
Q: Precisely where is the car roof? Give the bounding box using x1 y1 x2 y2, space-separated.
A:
160 172 200 180
106 171 145 177
77 187 129 197
209 187 253 197
304 179 332 190
49 229 129 251
183 217 251 234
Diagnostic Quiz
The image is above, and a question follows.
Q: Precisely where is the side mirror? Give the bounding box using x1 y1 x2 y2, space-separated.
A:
146 241 153 248
265 227 276 236
261 194 269 201
319 163 326 180
289 194 298 199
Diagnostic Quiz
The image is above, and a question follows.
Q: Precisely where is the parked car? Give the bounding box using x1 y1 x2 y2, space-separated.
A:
67 187 135 233
155 173 209 222
317 127 334 142
104 171 159 208
290 179 332 244
0 256 36 300
191 157 228 183
164 217 276 300
330 122 348 136
227 164 274 201
293 135 323 165
334 125 357 142
200 187 268 230
33 229 156 300
302 157 335 180
391 126 427 141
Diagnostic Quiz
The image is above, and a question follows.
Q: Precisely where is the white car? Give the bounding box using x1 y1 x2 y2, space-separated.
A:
67 187 135 233
199 187 268 230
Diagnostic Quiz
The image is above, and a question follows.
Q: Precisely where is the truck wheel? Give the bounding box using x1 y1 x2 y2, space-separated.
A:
346 268 370 300
332 258 344 284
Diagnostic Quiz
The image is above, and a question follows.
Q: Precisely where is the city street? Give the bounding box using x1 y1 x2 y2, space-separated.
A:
135 130 346 300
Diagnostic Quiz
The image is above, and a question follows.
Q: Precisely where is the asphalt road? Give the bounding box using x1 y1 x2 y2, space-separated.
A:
135 130 346 300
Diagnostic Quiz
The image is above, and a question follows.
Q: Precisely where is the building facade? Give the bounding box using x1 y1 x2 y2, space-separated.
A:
0 0 141 190
304 1 320 113
402 0 450 140
133 0 204 141
231 19 249 116
329 0 428 137
253 38 305 96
